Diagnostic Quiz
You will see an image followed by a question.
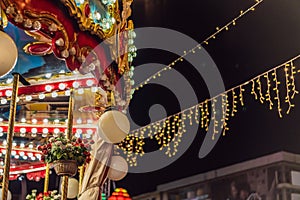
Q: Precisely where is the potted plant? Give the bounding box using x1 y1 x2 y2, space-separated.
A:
26 190 61 200
38 134 91 176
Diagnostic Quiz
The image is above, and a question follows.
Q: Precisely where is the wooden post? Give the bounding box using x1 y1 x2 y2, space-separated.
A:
1 73 19 200
61 90 74 200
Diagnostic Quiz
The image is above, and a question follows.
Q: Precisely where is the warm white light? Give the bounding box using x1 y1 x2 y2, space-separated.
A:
19 151 25 156
29 144 34 149
51 91 58 98
87 129 93 135
11 151 16 156
76 118 82 124
54 119 60 124
45 85 53 92
54 128 60 134
0 127 3 133
32 119 37 124
39 93 46 99
0 118 3 122
12 142 17 147
6 78 13 84
45 73 52 78
21 118 26 123
87 119 93 124
20 128 26 133
76 129 83 134
43 119 49 124
5 90 12 97
86 79 94 86
23 155 28 160
28 153 33 157
72 81 80 88
78 88 84 95
0 99 7 104
20 143 25 148
31 132 37 137
65 90 71 96
59 83 67 90
42 128 49 134
14 155 19 159
91 87 98 93
25 95 32 101
0 31 18 77
31 128 38 133
3 140 7 146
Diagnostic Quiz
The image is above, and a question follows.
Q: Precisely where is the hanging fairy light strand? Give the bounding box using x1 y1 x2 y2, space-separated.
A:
121 54 300 165
133 0 264 91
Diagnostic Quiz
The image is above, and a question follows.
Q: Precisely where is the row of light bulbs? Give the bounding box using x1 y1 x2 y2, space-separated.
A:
0 126 96 138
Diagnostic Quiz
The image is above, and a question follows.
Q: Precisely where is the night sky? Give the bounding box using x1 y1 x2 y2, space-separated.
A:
116 0 300 196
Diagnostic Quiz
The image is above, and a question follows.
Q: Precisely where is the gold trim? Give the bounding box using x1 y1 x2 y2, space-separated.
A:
60 0 119 40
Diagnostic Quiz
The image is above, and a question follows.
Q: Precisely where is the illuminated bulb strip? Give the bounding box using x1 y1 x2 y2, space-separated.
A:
284 64 294 114
264 73 273 110
290 61 299 99
211 98 219 140
272 69 282 118
126 54 300 165
239 85 245 106
231 90 238 117
134 0 264 91
251 80 258 100
0 78 97 98
256 77 265 104
0 125 97 135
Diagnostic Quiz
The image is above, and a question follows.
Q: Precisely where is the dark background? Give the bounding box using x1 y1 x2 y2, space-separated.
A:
116 0 300 196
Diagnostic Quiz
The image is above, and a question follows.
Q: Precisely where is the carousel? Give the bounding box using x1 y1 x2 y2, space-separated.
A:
0 0 135 199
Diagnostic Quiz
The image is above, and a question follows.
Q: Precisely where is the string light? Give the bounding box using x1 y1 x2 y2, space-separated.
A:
231 90 238 117
290 61 299 99
134 0 264 91
272 69 282 118
122 54 300 166
256 77 265 104
284 64 294 114
264 73 273 110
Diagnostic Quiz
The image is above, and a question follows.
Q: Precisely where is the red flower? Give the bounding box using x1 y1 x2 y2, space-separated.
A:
83 139 88 143
41 155 45 162
83 151 90 156
80 143 85 148
77 138 82 143
90 140 95 144
86 157 91 163
47 143 52 148
37 145 43 151
42 150 48 155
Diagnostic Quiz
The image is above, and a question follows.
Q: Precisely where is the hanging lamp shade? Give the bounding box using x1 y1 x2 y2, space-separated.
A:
0 30 18 77
97 110 130 144
108 188 131 200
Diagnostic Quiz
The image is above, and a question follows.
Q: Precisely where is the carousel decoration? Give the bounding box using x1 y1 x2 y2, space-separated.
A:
0 0 135 197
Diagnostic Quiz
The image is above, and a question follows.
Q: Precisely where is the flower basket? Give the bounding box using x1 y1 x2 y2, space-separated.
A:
53 160 78 176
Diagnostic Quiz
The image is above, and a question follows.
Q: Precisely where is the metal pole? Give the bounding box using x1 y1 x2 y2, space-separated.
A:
61 90 74 200
78 166 84 193
2 73 19 200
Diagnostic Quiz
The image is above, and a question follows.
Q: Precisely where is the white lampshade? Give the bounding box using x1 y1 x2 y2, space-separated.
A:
67 178 79 199
107 155 128 181
98 110 130 144
0 188 12 200
0 31 17 77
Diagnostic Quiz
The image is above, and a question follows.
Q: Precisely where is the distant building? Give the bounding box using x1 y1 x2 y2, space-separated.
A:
133 151 300 200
